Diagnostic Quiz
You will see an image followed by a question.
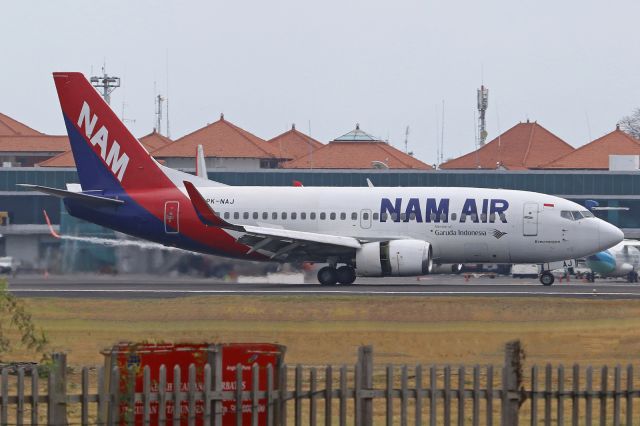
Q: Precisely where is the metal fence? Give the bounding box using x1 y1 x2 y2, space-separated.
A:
1 343 640 425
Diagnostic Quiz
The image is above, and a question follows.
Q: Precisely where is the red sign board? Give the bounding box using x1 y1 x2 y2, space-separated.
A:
102 342 285 425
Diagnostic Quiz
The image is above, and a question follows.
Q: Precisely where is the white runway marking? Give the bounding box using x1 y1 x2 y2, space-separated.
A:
8 288 640 297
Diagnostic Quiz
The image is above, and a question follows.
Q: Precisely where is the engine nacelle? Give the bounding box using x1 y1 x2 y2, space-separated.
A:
356 240 432 277
614 262 634 276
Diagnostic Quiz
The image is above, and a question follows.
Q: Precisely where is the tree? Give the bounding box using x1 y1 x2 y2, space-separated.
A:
619 108 640 139
0 280 48 362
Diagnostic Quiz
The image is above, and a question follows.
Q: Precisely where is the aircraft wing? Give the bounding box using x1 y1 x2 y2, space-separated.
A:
183 181 362 260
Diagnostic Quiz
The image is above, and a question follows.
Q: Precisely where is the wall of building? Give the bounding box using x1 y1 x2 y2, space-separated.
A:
162 157 262 170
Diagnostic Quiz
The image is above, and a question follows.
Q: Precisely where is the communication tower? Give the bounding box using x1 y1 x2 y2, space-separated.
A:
155 94 165 134
90 66 120 105
477 85 489 146
404 126 410 154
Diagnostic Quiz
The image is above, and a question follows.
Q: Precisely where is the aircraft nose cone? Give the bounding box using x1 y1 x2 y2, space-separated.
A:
598 220 624 250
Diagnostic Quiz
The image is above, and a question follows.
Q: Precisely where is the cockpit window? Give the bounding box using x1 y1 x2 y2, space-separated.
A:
571 211 584 220
561 210 594 220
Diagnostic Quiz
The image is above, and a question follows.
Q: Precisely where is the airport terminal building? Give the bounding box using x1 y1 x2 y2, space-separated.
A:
1 111 640 273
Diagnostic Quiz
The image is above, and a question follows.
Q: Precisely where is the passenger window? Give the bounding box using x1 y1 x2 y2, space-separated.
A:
301 212 307 220
253 212 258 219
340 212 346 220
351 212 358 220
499 213 506 222
282 212 287 220
451 213 457 221
224 212 230 219
310 212 317 220
560 211 573 220
400 213 407 221
441 212 447 222
460 213 466 223
320 213 326 220
430 213 436 221
373 212 379 220
234 212 240 220
409 212 416 220
470 213 477 222
363 212 370 220
480 213 487 222
381 213 388 221
391 213 398 221
243 212 249 219
272 212 278 220
330 213 336 220
489 213 495 222
262 212 268 220
291 212 297 220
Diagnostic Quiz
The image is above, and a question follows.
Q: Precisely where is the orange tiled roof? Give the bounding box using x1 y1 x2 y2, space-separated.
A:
38 131 172 167
0 135 69 153
283 126 432 169
0 112 69 153
0 112 43 136
139 131 173 151
440 121 574 170
151 114 282 159
541 127 640 169
268 125 323 160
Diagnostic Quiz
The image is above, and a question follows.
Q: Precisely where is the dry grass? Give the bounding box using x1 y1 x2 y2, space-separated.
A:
3 295 640 367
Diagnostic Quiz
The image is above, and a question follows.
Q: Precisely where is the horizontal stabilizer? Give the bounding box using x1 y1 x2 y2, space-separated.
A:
18 184 124 206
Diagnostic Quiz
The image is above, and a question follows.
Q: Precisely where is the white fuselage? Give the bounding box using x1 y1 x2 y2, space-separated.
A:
191 186 622 264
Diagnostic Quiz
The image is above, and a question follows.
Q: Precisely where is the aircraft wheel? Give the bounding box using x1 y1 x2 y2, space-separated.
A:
336 265 357 285
540 272 555 286
627 272 635 283
318 266 338 286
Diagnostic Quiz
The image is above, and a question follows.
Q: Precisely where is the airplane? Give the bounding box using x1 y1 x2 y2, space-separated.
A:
19 72 624 286
584 240 640 283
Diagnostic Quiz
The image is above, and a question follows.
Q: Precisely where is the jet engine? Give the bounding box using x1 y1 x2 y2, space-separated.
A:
613 262 634 276
355 240 432 277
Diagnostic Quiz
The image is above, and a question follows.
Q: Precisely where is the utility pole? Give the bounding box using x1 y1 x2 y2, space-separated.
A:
90 65 120 105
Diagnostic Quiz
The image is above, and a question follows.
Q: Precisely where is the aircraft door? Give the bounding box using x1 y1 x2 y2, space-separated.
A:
360 209 372 229
164 201 180 233
523 202 538 236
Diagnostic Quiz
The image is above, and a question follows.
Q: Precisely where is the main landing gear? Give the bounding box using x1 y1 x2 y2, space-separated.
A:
539 271 555 286
317 265 356 286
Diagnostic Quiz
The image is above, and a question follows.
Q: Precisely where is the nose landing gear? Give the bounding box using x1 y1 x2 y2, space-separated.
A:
539 271 555 286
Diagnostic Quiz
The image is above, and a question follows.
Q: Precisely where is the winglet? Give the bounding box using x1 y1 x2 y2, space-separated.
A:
43 210 61 239
183 181 244 231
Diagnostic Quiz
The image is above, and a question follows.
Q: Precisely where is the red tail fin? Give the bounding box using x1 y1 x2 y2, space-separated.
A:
53 72 170 192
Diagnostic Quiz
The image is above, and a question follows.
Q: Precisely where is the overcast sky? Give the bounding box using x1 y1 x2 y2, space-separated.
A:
3 1 640 165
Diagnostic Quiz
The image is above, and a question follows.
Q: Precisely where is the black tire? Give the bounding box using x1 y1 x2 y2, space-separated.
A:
540 272 555 286
336 265 357 285
317 266 338 286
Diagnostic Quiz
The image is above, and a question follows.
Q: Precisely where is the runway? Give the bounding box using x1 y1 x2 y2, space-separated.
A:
5 274 640 299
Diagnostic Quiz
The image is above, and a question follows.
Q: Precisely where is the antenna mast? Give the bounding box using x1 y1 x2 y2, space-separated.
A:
477 85 489 146
90 64 120 105
404 125 410 154
155 94 165 135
